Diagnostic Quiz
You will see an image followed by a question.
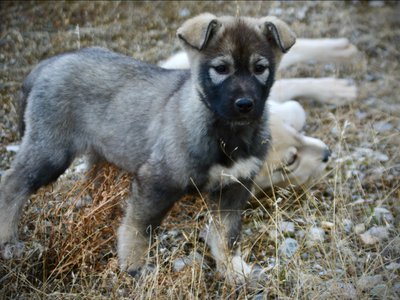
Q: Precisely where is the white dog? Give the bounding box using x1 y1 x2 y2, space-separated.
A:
161 38 358 189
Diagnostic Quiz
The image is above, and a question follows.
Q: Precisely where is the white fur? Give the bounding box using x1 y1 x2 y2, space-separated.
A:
269 78 357 105
279 38 358 70
207 156 262 189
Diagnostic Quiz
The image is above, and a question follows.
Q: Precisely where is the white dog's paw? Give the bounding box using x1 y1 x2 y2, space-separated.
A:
316 78 358 105
1 241 25 259
324 38 358 60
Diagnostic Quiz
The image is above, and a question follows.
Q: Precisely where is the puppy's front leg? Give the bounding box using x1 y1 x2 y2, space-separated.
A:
118 172 182 277
207 181 254 282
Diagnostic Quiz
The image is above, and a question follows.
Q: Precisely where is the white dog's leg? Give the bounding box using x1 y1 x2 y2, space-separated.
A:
269 78 357 105
279 38 358 69
159 38 357 71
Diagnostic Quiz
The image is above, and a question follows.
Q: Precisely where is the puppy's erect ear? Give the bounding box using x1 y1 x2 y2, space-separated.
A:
260 16 296 53
177 13 221 51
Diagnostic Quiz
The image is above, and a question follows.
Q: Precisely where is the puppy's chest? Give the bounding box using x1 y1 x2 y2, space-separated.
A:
204 135 264 189
206 155 263 189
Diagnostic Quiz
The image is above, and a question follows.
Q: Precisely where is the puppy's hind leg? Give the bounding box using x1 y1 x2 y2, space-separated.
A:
0 137 75 259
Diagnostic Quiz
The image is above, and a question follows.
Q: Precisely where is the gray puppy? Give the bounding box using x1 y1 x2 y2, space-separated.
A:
0 13 295 278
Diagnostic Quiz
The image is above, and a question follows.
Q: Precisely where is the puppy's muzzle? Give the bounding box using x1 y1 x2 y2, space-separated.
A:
235 98 254 114
322 148 332 163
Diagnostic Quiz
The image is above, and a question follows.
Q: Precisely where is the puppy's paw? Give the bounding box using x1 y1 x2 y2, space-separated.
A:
219 256 268 285
1 241 25 259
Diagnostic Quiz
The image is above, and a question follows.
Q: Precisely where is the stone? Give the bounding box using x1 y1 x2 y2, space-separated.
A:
173 252 203 272
370 284 388 298
373 207 394 224
279 238 299 258
278 221 295 234
307 227 326 246
357 274 383 291
385 262 400 270
359 226 389 245
321 221 334 230
354 223 366 234
343 219 353 233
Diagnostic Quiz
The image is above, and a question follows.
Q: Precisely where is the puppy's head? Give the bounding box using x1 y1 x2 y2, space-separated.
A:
254 114 331 189
177 13 296 124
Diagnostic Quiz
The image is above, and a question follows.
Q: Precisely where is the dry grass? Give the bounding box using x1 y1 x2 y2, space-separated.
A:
1 1 399 299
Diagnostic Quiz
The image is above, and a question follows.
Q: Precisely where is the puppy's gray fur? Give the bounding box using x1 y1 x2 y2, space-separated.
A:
0 13 295 277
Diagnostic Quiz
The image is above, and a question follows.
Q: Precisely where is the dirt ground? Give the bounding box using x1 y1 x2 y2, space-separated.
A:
0 1 399 299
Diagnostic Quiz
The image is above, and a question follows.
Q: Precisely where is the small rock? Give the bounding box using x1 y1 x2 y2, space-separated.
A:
173 252 203 272
374 152 389 162
385 262 400 271
321 221 334 230
373 121 393 133
1 242 24 259
368 1 385 7
370 284 388 298
359 226 389 245
295 230 305 239
179 8 190 18
279 238 298 258
373 207 394 224
278 221 295 234
354 223 366 234
322 281 357 300
268 229 279 240
357 274 383 291
5 143 20 153
343 219 353 233
307 227 325 245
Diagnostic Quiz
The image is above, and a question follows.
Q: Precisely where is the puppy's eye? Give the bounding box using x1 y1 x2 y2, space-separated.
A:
213 64 229 75
254 64 267 75
286 153 297 166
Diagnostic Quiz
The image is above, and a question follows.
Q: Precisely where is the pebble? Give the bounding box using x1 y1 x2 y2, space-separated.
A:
322 281 357 300
370 284 388 298
357 274 383 291
373 207 394 224
343 219 353 233
321 221 334 230
359 226 389 245
173 252 203 272
279 238 299 258
385 262 400 270
295 230 305 239
278 221 295 234
373 121 393 133
354 223 366 234
179 8 190 18
307 227 325 245
5 143 20 153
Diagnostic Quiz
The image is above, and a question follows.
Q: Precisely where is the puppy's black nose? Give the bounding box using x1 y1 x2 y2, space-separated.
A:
322 148 331 163
235 98 254 113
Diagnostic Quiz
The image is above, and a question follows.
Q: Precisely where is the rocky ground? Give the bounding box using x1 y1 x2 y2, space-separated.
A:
0 1 399 299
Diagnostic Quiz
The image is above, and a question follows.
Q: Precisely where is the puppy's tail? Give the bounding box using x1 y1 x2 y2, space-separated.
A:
17 55 56 138
17 88 28 138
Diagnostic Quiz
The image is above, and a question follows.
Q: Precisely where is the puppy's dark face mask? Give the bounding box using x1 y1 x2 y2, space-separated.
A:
177 14 296 125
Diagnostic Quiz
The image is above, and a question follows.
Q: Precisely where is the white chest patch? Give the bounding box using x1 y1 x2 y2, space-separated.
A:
207 157 262 188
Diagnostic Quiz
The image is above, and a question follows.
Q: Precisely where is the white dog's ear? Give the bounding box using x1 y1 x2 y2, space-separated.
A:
260 16 296 53
177 13 221 51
